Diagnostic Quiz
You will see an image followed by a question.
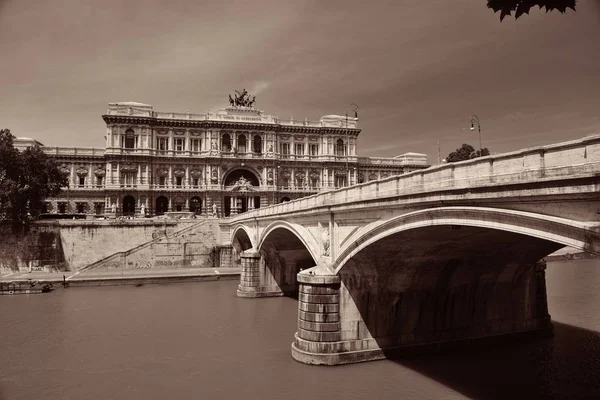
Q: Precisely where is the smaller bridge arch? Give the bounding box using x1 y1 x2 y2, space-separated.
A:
258 221 321 264
231 224 255 252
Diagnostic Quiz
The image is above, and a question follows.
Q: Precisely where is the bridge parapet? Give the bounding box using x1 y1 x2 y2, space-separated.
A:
230 134 600 222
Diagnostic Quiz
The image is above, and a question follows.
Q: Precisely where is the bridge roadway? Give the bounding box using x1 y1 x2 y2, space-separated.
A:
220 134 600 365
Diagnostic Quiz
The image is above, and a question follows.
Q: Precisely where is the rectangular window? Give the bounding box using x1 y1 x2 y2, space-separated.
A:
78 176 85 187
157 137 168 153
175 138 185 152
122 173 135 186
159 176 166 186
191 139 201 152
193 178 199 187
335 175 347 188
280 143 290 158
310 144 319 157
294 143 304 156
176 176 183 187
96 176 103 187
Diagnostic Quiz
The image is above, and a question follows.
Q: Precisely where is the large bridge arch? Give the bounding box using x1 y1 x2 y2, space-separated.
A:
333 206 600 274
313 206 600 363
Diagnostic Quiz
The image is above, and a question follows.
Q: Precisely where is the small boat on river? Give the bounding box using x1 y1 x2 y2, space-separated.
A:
0 280 54 295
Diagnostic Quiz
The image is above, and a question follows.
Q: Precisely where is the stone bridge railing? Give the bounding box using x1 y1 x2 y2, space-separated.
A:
230 134 600 222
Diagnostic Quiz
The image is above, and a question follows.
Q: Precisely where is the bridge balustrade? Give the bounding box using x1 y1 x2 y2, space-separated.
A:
230 135 600 221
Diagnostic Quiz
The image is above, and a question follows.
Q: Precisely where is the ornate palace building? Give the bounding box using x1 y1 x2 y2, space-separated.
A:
29 94 428 218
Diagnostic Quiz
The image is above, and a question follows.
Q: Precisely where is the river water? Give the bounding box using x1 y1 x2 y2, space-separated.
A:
1 259 600 400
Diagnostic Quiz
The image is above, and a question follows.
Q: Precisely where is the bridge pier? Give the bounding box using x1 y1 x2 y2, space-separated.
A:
292 262 553 365
236 250 285 298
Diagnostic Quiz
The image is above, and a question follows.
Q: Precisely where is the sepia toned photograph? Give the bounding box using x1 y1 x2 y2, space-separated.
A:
1 1 600 399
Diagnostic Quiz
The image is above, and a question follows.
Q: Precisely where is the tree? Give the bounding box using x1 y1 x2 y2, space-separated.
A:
445 143 491 163
487 0 576 21
0 129 69 231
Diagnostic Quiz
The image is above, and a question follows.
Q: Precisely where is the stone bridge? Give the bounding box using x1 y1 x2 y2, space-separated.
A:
221 134 600 365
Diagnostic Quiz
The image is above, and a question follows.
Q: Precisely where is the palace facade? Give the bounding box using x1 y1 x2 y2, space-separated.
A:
29 101 428 217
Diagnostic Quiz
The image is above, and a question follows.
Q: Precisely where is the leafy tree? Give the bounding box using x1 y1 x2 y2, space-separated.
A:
487 0 576 21
445 143 491 163
0 129 69 231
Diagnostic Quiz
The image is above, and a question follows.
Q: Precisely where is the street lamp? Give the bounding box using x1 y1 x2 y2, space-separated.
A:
469 114 482 152
346 103 359 186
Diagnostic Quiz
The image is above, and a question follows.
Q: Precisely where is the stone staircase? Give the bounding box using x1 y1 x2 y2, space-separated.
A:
81 219 220 272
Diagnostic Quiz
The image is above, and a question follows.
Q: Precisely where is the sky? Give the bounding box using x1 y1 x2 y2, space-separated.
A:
1 0 599 161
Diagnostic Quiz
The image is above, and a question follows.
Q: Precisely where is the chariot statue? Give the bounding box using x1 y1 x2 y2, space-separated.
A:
229 89 256 108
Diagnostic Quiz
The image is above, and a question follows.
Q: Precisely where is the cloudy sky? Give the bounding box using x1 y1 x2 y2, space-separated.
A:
1 0 599 161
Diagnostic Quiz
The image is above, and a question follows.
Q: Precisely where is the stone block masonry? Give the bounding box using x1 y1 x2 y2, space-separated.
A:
0 219 222 273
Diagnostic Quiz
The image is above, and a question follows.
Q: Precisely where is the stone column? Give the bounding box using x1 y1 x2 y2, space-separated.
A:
292 266 342 365
236 250 261 297
230 197 237 215
168 165 173 187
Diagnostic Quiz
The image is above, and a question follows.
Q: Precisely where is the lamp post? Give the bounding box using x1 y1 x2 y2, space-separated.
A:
345 103 359 186
469 114 482 152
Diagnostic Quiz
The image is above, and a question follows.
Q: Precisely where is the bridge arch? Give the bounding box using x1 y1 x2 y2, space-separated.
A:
326 206 600 358
231 224 255 253
334 206 600 274
256 221 320 296
258 221 320 264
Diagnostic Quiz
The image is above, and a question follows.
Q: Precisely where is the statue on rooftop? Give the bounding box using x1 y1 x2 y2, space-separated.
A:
230 89 255 108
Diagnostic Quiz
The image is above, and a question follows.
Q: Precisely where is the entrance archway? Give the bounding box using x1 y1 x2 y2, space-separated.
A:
155 196 168 215
223 169 260 187
190 196 202 214
122 195 135 216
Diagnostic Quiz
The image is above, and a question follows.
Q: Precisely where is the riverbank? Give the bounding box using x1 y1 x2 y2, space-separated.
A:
0 267 240 288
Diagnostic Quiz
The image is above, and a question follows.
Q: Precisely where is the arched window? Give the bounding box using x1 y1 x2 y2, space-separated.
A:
124 129 135 149
221 134 231 152
238 134 247 153
253 135 262 153
336 139 345 157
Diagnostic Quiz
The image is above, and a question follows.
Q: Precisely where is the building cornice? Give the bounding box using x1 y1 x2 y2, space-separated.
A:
102 115 361 136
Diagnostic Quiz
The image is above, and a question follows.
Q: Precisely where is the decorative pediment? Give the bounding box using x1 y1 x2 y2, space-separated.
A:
281 170 291 179
75 165 89 176
58 163 70 174
190 169 202 178
190 130 201 137
295 135 305 141
157 168 169 177
120 164 137 173
309 136 319 142
174 130 185 136
334 169 346 177
309 171 320 180
295 171 305 179
368 173 378 181
157 129 168 135
94 166 106 177
279 135 290 141
173 168 185 177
